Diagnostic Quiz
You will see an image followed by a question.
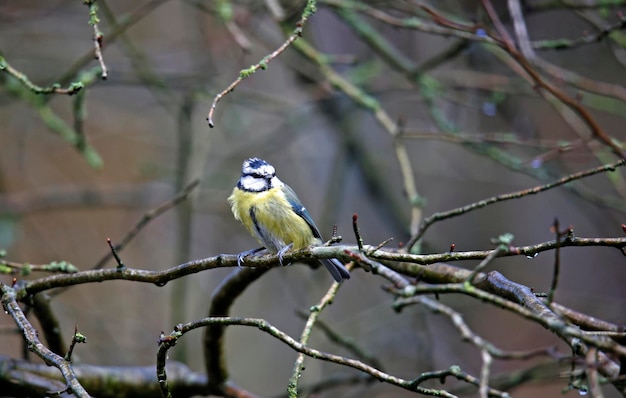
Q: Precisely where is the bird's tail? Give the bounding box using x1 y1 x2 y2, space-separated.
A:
321 258 350 282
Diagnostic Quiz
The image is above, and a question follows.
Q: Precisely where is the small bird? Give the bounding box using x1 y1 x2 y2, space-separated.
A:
228 157 350 282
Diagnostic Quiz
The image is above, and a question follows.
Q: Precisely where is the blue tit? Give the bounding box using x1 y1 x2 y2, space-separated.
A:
228 157 350 282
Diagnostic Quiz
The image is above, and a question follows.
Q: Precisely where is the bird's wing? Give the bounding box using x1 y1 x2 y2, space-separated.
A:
282 184 323 239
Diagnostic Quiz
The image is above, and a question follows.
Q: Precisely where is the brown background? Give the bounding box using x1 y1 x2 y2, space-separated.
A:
1 1 625 397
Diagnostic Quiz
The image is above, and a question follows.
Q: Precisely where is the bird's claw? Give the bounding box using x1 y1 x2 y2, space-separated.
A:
236 247 265 268
277 243 293 266
237 253 247 267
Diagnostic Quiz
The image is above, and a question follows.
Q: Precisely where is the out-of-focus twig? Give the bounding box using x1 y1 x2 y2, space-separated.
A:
532 17 626 50
187 0 252 51
288 263 351 396
295 309 383 371
96 179 200 270
163 316 466 397
482 0 624 159
51 179 200 297
0 260 78 276
84 0 108 79
56 0 171 86
526 0 626 12
392 263 623 382
207 0 318 127
0 56 83 95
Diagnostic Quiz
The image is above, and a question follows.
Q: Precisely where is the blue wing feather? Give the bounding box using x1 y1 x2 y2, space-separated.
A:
282 183 350 282
282 184 323 239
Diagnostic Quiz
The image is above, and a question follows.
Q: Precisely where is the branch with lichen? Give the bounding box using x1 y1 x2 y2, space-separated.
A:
1 68 103 168
288 263 351 396
0 259 78 276
4 225 626 396
160 316 492 398
84 0 108 79
1 283 89 397
0 55 84 95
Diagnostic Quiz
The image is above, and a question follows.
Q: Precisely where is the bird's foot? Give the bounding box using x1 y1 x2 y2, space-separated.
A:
277 243 294 266
237 247 265 267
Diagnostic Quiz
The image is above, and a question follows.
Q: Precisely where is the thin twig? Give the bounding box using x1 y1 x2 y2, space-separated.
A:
547 219 566 305
0 56 83 95
107 238 125 269
64 325 87 362
51 179 200 297
206 0 318 127
414 296 559 361
482 0 625 159
532 18 626 50
465 243 508 285
295 309 384 371
352 213 364 250
56 0 171 87
406 159 626 250
395 118 422 238
0 260 78 275
392 267 623 379
162 316 461 397
84 0 108 79
288 267 347 396
101 179 200 270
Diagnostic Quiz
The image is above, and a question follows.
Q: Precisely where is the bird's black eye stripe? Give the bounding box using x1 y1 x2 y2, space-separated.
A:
245 171 275 179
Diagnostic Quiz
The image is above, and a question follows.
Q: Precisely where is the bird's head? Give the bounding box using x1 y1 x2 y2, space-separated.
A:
238 157 283 192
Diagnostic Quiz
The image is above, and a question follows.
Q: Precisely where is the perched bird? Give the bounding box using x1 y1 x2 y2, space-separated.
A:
228 157 350 282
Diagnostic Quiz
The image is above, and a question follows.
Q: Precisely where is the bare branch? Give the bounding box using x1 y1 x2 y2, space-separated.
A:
1 283 90 397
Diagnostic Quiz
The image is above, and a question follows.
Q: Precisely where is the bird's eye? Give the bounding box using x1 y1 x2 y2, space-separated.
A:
248 172 271 179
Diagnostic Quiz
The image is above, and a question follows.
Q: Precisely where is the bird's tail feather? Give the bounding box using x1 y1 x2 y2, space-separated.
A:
321 258 350 282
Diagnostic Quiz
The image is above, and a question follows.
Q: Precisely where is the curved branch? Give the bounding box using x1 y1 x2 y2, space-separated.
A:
203 267 269 393
161 316 472 397
1 284 89 397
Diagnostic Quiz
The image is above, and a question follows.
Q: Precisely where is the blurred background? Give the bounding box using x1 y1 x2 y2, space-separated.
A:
1 1 626 396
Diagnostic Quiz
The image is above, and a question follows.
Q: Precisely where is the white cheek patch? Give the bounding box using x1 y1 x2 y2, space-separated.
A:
239 175 268 192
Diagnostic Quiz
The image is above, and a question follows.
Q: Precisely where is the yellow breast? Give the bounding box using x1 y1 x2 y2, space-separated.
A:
229 187 319 251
